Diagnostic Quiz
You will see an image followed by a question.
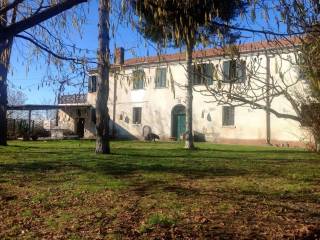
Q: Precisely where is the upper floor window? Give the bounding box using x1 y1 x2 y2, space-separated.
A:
132 107 142 124
223 60 246 83
88 75 97 93
192 63 213 85
155 68 167 88
132 70 145 90
222 106 235 126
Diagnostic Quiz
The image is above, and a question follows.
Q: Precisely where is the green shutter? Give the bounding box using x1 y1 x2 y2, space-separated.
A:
155 69 160 87
236 60 246 83
133 70 144 89
205 64 213 85
229 107 235 125
223 106 235 126
133 107 142 124
155 68 167 88
88 76 92 92
161 68 167 87
223 61 230 82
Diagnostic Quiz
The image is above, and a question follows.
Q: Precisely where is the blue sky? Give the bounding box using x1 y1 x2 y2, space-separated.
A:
7 1 284 105
8 1 158 104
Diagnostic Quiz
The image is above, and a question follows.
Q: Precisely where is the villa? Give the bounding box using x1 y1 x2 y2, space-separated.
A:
57 39 309 146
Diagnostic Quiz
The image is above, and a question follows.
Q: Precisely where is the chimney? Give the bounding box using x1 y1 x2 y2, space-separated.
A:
114 47 124 65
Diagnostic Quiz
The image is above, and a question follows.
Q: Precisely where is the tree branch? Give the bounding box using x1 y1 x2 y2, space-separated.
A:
0 0 87 41
16 34 96 64
231 95 301 122
0 0 24 16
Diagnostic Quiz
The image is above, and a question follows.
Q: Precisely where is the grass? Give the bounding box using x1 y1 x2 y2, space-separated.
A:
0 140 320 239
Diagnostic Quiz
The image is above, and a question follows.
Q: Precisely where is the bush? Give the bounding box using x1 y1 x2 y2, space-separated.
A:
30 126 50 140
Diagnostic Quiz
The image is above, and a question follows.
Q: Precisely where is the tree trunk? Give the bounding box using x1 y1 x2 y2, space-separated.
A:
95 0 110 154
0 73 7 146
0 39 12 146
184 44 195 150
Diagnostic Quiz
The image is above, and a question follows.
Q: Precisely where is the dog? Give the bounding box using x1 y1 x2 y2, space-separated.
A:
145 133 160 142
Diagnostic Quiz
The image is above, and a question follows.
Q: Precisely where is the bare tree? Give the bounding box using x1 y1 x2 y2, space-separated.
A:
0 0 89 145
7 87 27 118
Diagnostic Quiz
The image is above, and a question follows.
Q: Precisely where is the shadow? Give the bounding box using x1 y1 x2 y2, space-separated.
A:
164 185 200 196
95 161 248 179
112 121 138 140
194 131 206 142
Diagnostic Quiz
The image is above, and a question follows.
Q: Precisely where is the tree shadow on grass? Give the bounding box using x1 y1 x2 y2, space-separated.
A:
94 161 248 179
112 148 318 162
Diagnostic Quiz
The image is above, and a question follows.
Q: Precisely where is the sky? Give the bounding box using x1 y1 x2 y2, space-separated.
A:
8 1 158 104
7 0 286 105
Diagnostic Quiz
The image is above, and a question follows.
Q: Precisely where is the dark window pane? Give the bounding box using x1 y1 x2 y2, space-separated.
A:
88 76 92 92
91 76 97 92
91 108 96 124
132 107 142 124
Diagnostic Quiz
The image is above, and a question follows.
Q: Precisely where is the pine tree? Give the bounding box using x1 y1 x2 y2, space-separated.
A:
130 0 247 149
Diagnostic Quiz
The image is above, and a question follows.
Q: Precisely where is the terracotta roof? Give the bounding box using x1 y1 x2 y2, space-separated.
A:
121 37 301 67
87 37 301 74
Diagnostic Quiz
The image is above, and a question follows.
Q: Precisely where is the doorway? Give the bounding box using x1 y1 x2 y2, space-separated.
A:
76 118 85 138
171 105 186 140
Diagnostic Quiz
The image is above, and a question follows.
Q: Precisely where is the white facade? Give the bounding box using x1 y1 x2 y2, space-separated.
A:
58 42 309 147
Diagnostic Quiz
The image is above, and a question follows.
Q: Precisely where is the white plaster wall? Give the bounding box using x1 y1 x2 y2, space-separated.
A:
65 49 307 145
58 107 95 138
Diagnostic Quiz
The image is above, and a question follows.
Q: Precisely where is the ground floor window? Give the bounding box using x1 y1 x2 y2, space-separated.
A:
222 106 235 126
132 107 142 124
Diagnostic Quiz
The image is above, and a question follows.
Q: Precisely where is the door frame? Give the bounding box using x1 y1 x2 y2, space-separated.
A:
76 118 85 138
171 104 186 140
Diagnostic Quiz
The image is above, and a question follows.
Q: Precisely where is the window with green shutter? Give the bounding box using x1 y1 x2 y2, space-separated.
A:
203 63 213 85
88 75 97 93
155 68 167 88
192 63 214 85
222 106 235 126
132 70 145 90
223 60 246 83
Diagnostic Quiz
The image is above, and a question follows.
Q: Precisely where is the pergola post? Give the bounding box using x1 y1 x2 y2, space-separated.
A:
28 109 32 140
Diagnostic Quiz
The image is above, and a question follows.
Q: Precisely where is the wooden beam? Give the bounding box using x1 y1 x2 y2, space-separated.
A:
7 104 91 111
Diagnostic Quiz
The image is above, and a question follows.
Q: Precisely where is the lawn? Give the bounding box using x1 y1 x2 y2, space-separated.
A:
0 140 320 239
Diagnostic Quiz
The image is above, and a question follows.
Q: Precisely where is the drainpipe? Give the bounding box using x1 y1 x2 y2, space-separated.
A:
266 53 271 145
112 71 118 138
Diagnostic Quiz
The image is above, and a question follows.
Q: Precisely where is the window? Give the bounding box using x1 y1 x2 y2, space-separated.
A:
132 107 142 124
192 63 213 85
132 70 145 90
223 60 246 83
222 106 235 126
155 68 167 88
88 75 97 93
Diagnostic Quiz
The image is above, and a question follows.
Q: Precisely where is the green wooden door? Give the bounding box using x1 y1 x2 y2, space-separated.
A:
176 114 186 140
